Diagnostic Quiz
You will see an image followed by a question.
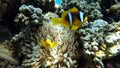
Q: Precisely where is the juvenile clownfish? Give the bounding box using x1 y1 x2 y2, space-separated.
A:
40 38 57 48
51 7 88 30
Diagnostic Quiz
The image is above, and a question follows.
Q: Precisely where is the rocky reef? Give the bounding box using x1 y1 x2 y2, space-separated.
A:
0 0 120 68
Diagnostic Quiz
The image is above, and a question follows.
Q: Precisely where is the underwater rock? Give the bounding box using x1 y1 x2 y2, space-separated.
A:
105 31 120 44
110 3 120 12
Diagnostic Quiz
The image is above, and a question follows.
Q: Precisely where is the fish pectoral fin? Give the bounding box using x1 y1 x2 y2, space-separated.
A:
71 25 80 30
70 18 81 30
51 18 62 26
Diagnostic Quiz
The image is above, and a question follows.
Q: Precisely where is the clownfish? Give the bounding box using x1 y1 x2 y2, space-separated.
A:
40 38 57 48
51 7 88 30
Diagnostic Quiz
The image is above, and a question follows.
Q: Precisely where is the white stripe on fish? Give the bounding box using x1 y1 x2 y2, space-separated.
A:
68 12 73 25
79 11 84 23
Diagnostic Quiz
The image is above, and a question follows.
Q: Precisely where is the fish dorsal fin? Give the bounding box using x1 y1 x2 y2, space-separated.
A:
68 7 79 12
61 7 79 18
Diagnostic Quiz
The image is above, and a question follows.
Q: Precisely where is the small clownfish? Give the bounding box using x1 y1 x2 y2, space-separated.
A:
51 7 88 30
40 38 57 48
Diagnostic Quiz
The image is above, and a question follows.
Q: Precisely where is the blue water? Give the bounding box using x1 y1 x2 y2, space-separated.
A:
55 0 62 7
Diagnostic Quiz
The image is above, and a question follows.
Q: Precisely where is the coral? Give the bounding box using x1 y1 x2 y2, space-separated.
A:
78 19 120 68
15 4 43 28
20 15 81 68
19 0 55 12
13 7 120 67
14 5 81 68
0 4 44 68
1 1 120 68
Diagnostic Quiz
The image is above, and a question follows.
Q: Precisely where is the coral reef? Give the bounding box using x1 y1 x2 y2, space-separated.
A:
4 4 120 68
15 5 43 27
21 20 81 68
0 0 120 68
14 5 81 67
79 19 120 68
20 0 55 12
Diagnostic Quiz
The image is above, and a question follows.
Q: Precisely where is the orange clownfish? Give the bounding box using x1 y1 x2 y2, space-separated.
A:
51 7 88 30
